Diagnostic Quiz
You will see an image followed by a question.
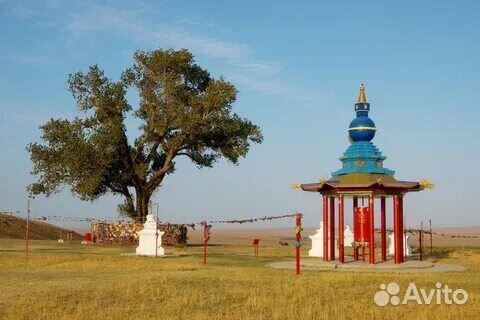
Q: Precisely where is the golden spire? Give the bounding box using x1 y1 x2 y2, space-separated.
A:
357 83 367 103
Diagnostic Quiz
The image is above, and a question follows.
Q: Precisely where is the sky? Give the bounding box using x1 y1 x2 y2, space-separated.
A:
0 0 479 230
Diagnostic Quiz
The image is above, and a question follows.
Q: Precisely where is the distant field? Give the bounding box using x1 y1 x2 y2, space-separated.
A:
0 230 479 320
187 226 480 247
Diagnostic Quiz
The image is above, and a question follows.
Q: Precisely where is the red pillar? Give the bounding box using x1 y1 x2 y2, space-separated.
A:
322 196 328 261
329 197 335 261
295 213 301 275
203 222 207 265
353 197 359 261
398 195 404 263
369 195 375 264
381 196 386 261
338 195 345 263
393 195 399 264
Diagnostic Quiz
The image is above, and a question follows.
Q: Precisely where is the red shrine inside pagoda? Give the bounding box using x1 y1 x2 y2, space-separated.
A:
296 85 431 264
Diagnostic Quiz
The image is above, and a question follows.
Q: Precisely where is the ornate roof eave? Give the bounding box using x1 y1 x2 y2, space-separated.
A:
299 180 425 193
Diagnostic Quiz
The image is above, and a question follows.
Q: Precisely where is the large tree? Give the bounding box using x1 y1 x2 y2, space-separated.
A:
28 49 263 219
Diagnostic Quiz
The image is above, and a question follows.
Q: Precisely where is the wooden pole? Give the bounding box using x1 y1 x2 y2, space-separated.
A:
203 221 207 265
338 195 344 263
329 197 335 261
429 219 433 257
25 199 30 257
419 221 423 261
323 196 328 261
380 196 387 261
369 195 375 264
155 205 158 258
295 213 302 276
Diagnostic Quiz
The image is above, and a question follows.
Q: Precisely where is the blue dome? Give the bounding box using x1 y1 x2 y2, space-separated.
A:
348 116 376 142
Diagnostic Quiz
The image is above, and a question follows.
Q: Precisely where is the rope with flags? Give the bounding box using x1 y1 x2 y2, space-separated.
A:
374 228 480 239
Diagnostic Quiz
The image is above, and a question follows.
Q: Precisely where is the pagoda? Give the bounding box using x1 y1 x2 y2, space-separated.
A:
297 84 429 264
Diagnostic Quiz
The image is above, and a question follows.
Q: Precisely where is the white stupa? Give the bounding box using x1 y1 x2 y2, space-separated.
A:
136 206 165 256
388 233 412 256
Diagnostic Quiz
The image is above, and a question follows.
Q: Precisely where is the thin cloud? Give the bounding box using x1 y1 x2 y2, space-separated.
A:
64 2 291 95
6 6 37 19
4 0 324 102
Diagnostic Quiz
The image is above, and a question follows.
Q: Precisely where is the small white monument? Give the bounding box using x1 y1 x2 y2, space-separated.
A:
136 208 165 256
344 225 354 247
388 233 412 256
308 221 339 257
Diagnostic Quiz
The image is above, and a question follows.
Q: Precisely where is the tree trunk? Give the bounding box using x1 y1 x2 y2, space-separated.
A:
135 189 151 221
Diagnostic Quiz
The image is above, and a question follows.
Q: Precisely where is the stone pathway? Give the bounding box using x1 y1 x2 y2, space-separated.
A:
268 258 468 273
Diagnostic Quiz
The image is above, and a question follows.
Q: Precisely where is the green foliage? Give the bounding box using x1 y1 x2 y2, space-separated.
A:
28 49 263 217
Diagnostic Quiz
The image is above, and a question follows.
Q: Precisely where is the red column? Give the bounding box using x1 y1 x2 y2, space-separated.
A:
398 195 404 263
329 197 335 261
295 213 301 275
353 197 358 261
338 195 345 263
369 195 375 264
381 196 386 261
393 195 399 264
322 196 328 261
203 222 207 265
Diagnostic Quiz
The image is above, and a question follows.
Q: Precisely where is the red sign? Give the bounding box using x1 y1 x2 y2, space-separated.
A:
354 206 370 242
252 239 260 245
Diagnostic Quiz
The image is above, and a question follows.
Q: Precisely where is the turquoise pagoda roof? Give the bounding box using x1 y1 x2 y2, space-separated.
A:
332 84 394 176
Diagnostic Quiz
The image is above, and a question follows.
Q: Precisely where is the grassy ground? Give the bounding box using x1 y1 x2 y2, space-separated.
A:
0 238 479 320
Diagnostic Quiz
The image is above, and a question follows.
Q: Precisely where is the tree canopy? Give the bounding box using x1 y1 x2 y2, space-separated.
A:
28 49 263 218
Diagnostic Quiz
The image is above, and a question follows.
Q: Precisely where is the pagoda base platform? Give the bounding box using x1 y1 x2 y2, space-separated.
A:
268 257 467 273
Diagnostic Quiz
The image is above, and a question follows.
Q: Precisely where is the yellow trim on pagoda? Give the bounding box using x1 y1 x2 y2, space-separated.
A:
348 126 377 131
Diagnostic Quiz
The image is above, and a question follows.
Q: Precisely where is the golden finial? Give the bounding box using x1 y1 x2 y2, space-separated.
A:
419 179 435 189
291 183 301 189
358 83 367 103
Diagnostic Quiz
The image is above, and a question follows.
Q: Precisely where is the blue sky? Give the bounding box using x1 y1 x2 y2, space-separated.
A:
0 0 479 230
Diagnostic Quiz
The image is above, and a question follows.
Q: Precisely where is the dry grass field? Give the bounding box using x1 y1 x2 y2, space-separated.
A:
0 229 479 320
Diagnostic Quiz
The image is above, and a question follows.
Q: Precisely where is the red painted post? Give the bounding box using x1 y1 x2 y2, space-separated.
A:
419 223 423 261
353 197 358 260
393 195 399 264
155 204 159 258
252 239 260 257
353 247 359 260
323 196 329 261
338 195 344 263
369 195 375 264
398 196 404 263
429 219 433 257
203 222 207 265
329 197 335 261
295 213 302 276
25 199 30 257
380 196 386 261
418 230 423 261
